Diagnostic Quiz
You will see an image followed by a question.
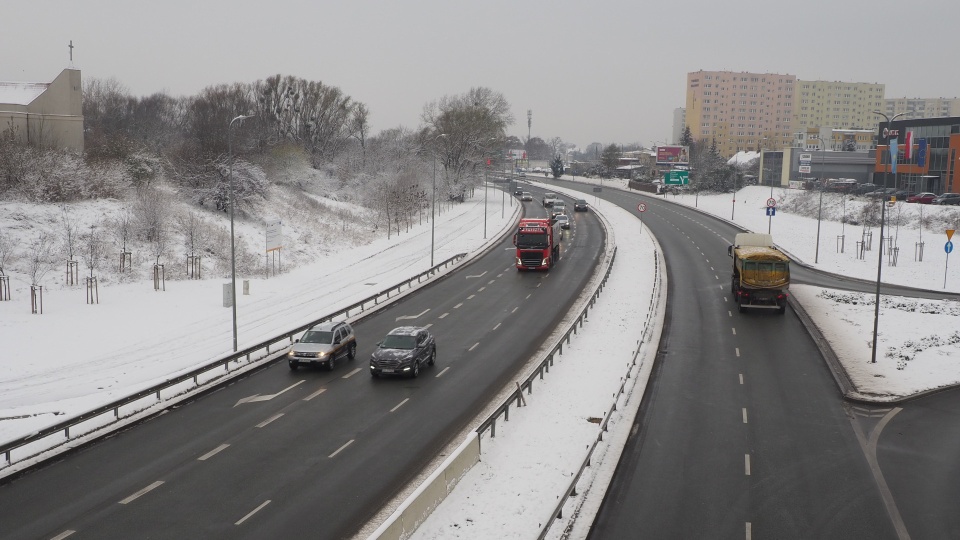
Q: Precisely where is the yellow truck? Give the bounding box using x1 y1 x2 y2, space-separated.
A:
727 233 790 314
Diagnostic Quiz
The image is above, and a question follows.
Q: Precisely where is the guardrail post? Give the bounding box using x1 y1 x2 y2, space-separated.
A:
491 418 496 438
65 426 70 439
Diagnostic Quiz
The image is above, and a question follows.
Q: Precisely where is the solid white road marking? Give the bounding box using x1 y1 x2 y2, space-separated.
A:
119 481 164 505
396 308 430 321
235 500 271 525
390 398 410 412
736 348 741 357
732 328 737 335
342 367 362 379
303 387 327 401
329 439 354 458
739 374 744 385
50 531 76 540
436 366 451 377
745 454 751 475
746 522 752 540
256 413 284 428
198 443 230 461
469 343 479 351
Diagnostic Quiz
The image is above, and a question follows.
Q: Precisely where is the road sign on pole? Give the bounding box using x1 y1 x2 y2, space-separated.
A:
637 203 647 212
663 170 689 185
766 197 777 208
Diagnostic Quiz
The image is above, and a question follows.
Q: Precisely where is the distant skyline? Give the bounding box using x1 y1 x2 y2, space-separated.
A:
2 0 957 150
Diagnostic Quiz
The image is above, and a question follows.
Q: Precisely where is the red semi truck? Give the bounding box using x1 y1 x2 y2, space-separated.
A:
514 218 561 270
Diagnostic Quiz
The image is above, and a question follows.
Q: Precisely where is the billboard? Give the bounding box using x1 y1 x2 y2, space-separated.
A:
656 145 690 165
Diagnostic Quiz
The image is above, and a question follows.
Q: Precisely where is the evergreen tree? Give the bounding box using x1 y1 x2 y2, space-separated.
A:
550 155 564 179
680 126 694 148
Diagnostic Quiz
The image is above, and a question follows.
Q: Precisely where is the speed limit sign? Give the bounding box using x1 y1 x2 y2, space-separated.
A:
766 197 777 208
638 202 647 212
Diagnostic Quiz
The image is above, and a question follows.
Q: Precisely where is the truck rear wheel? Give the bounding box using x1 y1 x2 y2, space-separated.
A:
778 303 786 315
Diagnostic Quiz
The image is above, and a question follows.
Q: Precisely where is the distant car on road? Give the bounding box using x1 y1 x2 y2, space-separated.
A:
521 192 533 201
369 326 436 378
550 202 567 219
288 321 357 371
573 199 588 212
554 214 570 229
906 192 937 204
514 187 523 196
933 193 960 205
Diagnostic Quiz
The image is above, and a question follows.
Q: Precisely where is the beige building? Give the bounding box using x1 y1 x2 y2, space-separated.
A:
0 68 84 152
884 97 960 120
793 80 884 133
794 127 874 152
685 70 796 158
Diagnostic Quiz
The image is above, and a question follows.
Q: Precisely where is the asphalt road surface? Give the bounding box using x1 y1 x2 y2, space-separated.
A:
0 186 603 540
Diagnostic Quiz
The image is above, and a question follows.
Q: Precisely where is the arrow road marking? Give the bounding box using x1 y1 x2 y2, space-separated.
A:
396 309 430 321
235 380 305 407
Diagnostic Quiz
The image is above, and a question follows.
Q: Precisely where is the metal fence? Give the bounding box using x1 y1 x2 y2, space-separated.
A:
1 253 467 472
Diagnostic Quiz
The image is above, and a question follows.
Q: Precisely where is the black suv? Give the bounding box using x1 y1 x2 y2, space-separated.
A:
573 199 588 212
370 326 436 378
288 321 357 371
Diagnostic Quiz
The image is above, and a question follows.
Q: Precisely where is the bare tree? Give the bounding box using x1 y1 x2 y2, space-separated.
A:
112 208 135 254
133 187 168 243
421 87 513 201
26 233 55 286
175 210 208 259
0 228 19 275
81 222 105 278
59 205 80 262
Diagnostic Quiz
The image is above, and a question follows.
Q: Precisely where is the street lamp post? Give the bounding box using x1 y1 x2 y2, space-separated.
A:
430 133 448 267
228 114 254 352
814 136 826 263
869 111 905 363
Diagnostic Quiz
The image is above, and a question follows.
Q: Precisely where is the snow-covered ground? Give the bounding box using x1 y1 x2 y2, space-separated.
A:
3 170 959 539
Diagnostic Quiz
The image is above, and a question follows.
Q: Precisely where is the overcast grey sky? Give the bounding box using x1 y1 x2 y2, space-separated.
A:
3 0 957 149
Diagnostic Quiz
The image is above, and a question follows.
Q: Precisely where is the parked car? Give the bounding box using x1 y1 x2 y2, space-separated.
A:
521 192 533 201
288 321 357 371
933 193 960 205
574 199 588 212
855 183 879 195
906 192 937 204
369 326 436 378
891 190 914 201
867 188 897 199
554 214 570 229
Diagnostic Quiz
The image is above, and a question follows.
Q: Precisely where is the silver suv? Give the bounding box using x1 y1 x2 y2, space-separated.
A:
288 321 357 371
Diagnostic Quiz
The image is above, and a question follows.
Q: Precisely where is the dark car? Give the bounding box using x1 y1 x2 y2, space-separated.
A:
933 193 960 205
891 190 913 201
514 186 523 196
369 326 436 378
855 183 879 195
867 188 897 199
287 321 357 371
573 199 588 212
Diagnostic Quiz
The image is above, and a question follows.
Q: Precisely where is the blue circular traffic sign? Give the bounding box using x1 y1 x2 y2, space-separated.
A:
946 241 954 254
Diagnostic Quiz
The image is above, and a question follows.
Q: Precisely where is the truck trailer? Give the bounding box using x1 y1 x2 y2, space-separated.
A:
728 233 790 314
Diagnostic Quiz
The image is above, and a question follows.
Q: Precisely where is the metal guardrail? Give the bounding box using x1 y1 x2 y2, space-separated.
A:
473 246 618 441
536 247 662 539
0 253 467 471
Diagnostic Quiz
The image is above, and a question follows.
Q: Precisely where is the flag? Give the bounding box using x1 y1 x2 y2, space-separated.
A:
904 131 913 160
918 138 928 168
889 138 898 175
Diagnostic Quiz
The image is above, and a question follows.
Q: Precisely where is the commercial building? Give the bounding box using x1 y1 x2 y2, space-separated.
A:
884 97 960 121
794 127 874 152
792 80 885 134
685 70 796 158
0 68 84 152
874 116 960 194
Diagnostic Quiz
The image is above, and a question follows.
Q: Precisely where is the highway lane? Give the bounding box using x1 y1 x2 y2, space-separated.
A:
544 180 897 539
0 187 603 540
